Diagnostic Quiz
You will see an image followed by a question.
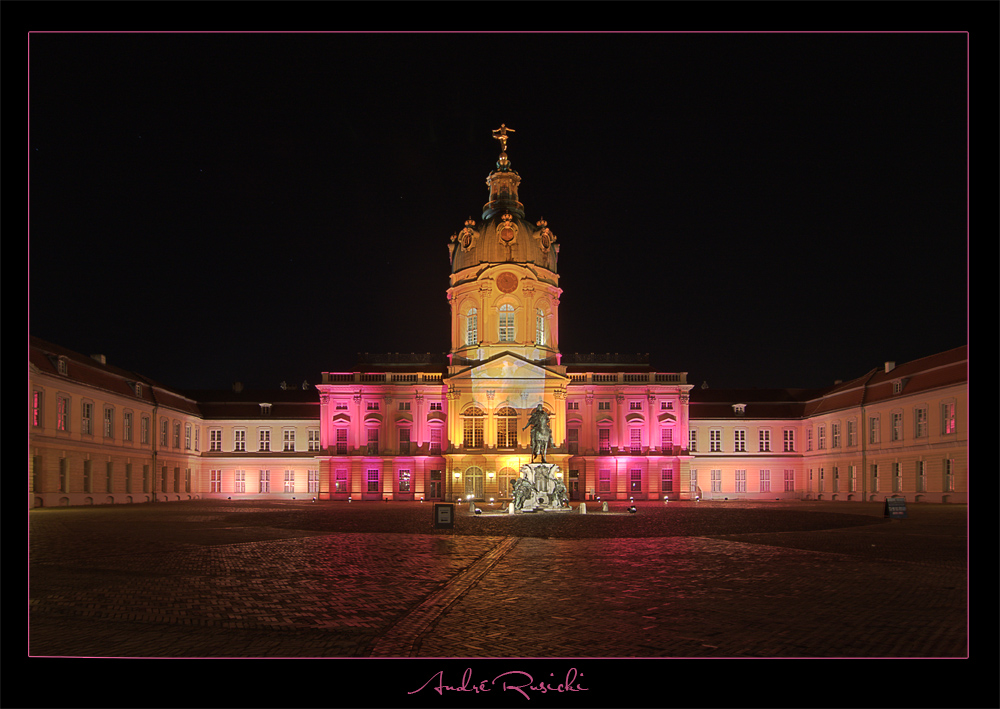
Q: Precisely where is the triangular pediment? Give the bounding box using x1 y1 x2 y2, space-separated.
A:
446 351 568 383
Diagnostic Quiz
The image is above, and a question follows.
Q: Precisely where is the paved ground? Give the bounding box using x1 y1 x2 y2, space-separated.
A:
28 498 968 663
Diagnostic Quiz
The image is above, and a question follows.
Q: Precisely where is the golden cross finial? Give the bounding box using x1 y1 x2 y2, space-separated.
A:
492 124 515 154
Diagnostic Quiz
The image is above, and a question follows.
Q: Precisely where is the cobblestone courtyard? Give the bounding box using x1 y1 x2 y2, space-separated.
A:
29 499 968 662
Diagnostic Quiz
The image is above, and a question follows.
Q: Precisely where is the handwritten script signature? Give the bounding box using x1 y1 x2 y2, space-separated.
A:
408 667 588 700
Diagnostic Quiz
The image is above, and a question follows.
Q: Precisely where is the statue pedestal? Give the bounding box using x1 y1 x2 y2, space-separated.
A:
511 463 570 512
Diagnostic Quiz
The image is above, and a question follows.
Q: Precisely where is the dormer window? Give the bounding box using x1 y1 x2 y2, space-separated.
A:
57 357 68 376
260 403 272 416
732 403 746 416
892 379 908 395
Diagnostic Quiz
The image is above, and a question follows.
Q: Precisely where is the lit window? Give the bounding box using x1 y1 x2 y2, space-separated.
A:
463 406 485 448
466 308 478 346
398 469 411 493
284 470 295 493
334 470 348 494
259 429 271 452
57 396 69 432
710 429 722 452
759 429 771 452
283 429 296 451
308 430 320 452
210 429 223 451
499 303 515 342
32 391 42 427
234 429 246 452
941 403 956 435
734 430 746 452
496 407 517 448
535 308 545 346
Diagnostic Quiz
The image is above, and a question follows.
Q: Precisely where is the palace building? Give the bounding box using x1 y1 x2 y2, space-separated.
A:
28 127 968 507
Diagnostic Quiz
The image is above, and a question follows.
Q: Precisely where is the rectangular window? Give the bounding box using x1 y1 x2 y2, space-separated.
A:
173 422 181 448
710 470 722 492
599 429 611 454
367 469 380 493
398 401 411 411
598 401 611 411
783 429 795 452
710 429 722 452
429 402 443 411
535 308 545 346
106 461 114 493
914 407 928 438
916 460 926 492
159 418 168 446
123 411 133 442
630 469 642 493
832 466 840 492
210 469 222 493
235 470 246 493
806 428 813 451
869 416 880 445
944 459 955 491
689 429 697 452
630 428 642 455
735 469 746 492
848 466 857 493
661 427 673 451
334 469 348 494
847 419 857 447
308 430 320 452
890 413 903 442
32 391 43 427
817 467 825 492
661 400 673 410
57 396 69 432
941 403 956 434
284 470 295 493
398 469 411 493
598 469 611 493
367 401 380 411
336 428 348 455
734 430 746 453
831 422 840 449
690 469 698 493
783 469 794 492
283 429 296 452
870 464 879 492
499 304 515 342
759 429 770 452
210 429 223 451
661 467 674 493
429 428 442 454
234 429 246 452
568 428 579 455
185 423 192 450
194 427 199 452
568 401 579 410
399 428 411 455
104 407 115 438
185 468 191 493
161 465 169 493
141 416 150 444
308 469 319 493
762 469 774 493
817 426 826 450
174 467 181 492
259 470 270 493
259 429 271 452
629 401 643 411
367 428 379 455
83 460 93 492
892 462 901 492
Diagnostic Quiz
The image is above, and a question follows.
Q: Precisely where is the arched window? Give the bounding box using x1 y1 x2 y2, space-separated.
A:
463 406 485 448
535 308 545 346
466 307 478 346
497 466 517 497
496 406 518 448
465 466 484 499
499 304 515 342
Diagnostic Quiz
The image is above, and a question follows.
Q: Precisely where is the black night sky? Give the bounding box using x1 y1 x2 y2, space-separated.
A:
29 29 971 393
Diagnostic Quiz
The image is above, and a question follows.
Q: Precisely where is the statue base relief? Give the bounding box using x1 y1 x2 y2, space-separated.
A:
510 463 571 513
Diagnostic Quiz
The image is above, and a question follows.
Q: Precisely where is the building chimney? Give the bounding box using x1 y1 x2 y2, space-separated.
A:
233 381 244 393
884 361 895 373
91 354 106 365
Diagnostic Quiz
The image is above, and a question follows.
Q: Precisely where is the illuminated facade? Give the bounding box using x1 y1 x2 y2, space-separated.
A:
28 128 968 506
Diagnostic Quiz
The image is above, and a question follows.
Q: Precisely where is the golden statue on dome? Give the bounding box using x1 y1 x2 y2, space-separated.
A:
492 124 515 158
